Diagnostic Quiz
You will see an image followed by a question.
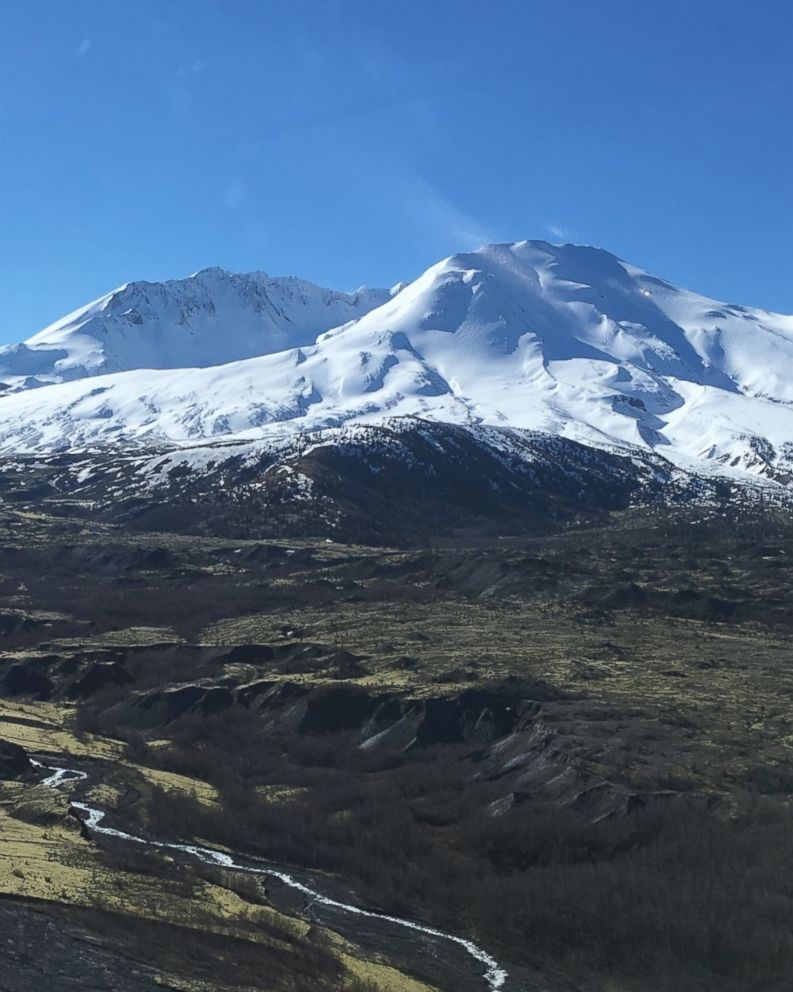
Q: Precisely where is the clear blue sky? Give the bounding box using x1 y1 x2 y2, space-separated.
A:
1 0 791 342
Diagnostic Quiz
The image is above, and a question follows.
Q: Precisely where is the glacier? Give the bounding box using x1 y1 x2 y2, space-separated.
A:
1 240 792 484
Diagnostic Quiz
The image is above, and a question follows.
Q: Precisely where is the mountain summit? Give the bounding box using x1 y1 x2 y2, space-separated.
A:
0 268 391 387
1 240 792 482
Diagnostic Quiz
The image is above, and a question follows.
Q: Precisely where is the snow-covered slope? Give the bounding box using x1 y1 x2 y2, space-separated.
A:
1 241 792 484
0 267 391 387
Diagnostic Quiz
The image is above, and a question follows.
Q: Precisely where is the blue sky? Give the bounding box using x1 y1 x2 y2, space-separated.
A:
1 0 791 341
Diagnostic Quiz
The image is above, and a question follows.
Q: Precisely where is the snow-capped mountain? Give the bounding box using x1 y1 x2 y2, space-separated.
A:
1 240 792 484
0 267 391 387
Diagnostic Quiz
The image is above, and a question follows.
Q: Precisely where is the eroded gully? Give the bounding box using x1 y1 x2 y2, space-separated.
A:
32 759 509 992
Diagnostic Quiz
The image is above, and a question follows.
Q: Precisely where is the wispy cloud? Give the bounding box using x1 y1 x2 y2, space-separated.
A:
546 223 571 242
75 38 91 58
398 172 497 251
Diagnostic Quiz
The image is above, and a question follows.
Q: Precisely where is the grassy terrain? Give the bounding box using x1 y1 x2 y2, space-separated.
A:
0 698 436 992
2 502 793 989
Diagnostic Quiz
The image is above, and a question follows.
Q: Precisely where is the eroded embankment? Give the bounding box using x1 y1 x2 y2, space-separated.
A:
38 760 509 992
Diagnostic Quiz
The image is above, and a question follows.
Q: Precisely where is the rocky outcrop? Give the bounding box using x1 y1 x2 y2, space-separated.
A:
4 663 53 699
67 662 134 699
0 738 31 779
299 686 380 734
107 683 235 729
411 690 522 748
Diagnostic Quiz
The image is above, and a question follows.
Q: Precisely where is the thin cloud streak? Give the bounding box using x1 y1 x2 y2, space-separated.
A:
398 172 497 252
546 223 571 242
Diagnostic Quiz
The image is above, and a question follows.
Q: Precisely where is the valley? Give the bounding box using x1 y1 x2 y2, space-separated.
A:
2 501 793 990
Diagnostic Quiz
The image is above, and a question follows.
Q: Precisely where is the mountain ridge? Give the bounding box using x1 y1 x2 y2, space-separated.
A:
0 267 392 387
1 240 792 488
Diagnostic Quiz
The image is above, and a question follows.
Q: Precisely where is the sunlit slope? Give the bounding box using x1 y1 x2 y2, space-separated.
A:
0 267 390 385
0 240 791 480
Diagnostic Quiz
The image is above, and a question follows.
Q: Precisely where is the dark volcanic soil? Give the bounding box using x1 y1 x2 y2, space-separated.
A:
0 900 169 991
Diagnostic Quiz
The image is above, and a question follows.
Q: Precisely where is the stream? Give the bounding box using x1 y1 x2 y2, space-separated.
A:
33 759 509 992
